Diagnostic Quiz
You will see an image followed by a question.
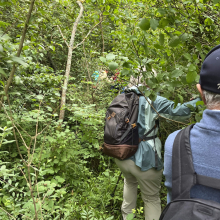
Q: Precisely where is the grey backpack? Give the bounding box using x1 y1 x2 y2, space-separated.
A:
103 91 159 161
103 92 140 160
160 125 220 220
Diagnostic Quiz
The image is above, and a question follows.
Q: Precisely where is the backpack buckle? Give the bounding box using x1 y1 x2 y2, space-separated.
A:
131 123 136 128
111 112 116 117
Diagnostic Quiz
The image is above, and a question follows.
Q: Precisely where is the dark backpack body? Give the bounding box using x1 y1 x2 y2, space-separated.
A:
103 92 139 160
160 125 220 220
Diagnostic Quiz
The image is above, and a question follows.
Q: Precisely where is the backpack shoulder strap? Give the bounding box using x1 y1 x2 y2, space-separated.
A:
140 119 159 141
196 174 220 190
172 124 195 200
172 124 220 201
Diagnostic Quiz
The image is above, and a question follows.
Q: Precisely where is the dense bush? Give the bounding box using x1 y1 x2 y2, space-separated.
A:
0 0 217 219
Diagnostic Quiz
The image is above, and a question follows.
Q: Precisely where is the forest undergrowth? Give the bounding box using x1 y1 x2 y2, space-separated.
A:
0 0 217 218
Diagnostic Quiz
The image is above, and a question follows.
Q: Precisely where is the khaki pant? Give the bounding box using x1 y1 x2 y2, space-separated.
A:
115 159 163 220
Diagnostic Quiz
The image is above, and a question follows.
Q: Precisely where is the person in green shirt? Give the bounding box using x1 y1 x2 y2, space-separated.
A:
115 86 200 220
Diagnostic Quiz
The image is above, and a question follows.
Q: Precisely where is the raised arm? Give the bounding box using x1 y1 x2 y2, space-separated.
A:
153 96 200 122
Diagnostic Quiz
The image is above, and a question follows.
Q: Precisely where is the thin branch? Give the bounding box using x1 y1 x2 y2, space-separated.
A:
72 18 103 50
11 123 29 149
20 161 39 219
57 25 68 47
12 123 26 163
29 100 43 165
41 183 70 204
28 165 38 219
0 207 16 219
59 0 84 121
19 167 29 184
82 42 97 111
70 0 84 49
119 78 188 126
125 26 190 126
35 170 43 219
137 88 188 125
0 177 23 192
6 95 27 164
37 135 46 170
83 42 91 81
0 0 36 111
160 120 170 136
0 100 29 149
99 13 105 54
35 104 60 137
15 122 32 138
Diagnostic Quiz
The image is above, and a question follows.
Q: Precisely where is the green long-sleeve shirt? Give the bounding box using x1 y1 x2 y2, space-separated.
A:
127 86 200 171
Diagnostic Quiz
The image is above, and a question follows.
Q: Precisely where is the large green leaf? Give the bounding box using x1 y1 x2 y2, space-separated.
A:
157 8 166 15
126 213 134 220
15 76 21 84
214 0 220 4
109 62 118 70
121 69 129 76
178 94 183 104
159 18 169 28
99 57 106 62
150 19 159 31
196 43 201 51
0 80 4 86
139 18 150 30
154 44 163 49
196 101 204 106
159 33 164 45
106 53 116 60
123 62 130 68
180 33 188 42
145 90 151 97
174 95 178 109
186 71 197 83
143 44 149 55
169 36 180 47
129 35 138 41
171 69 183 78
204 17 213 25
149 92 157 101
0 67 6 76
188 64 196 71
11 57 28 67
36 94 44 100
183 53 191 60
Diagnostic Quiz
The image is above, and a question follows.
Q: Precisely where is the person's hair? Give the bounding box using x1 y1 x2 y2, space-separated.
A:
203 89 220 109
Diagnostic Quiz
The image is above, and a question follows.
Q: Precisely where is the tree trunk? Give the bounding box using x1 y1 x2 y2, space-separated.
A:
100 14 105 55
59 1 84 122
0 0 36 111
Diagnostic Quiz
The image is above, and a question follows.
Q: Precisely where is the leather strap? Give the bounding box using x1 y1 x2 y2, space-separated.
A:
140 120 159 141
142 135 157 142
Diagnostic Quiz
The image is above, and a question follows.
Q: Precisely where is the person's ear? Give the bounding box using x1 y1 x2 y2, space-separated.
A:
196 84 206 105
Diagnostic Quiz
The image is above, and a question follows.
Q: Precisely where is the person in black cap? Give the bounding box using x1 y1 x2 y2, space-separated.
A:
164 44 220 204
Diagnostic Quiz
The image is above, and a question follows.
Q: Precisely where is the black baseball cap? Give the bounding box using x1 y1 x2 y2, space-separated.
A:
199 44 220 94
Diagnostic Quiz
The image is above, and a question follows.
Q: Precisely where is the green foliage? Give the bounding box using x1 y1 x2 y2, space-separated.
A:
139 18 150 31
126 207 144 220
0 0 217 218
0 127 14 147
109 62 118 70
